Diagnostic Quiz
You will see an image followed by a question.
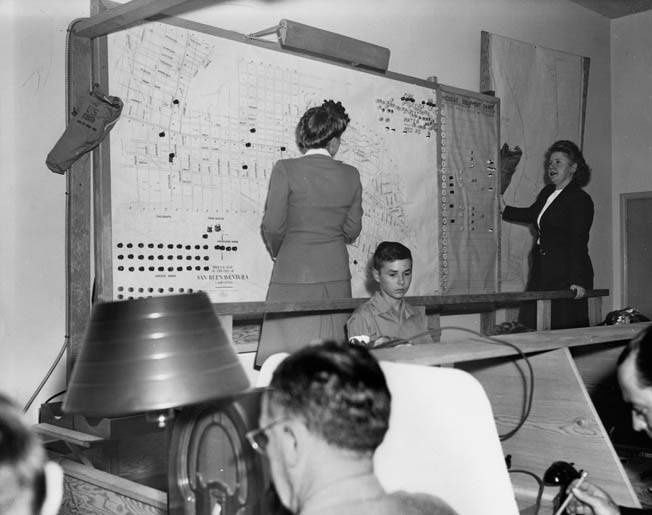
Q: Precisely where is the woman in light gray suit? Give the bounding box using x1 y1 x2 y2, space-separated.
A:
255 100 363 366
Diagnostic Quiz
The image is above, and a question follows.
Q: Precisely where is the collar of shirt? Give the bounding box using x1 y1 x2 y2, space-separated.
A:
536 186 565 243
300 472 385 515
368 291 417 322
304 148 332 157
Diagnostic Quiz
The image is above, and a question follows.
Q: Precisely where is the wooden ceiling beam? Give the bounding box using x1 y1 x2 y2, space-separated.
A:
72 0 200 39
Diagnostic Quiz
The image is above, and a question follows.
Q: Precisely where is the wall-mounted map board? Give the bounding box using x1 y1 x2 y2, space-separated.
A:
438 85 501 294
96 15 499 303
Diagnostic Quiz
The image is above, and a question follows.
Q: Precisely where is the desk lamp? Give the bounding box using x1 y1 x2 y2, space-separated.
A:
63 291 250 425
63 292 269 515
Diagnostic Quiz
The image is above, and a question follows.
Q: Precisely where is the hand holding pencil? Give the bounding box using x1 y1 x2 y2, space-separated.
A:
563 472 620 515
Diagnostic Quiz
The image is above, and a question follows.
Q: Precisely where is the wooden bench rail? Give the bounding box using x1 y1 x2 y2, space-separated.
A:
212 289 609 316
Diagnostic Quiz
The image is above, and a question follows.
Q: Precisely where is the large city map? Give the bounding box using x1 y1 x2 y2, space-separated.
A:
107 21 440 302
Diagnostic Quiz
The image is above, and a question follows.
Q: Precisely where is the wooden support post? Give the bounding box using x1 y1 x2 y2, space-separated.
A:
536 299 551 331
427 312 441 342
66 25 93 373
480 311 496 335
588 296 603 326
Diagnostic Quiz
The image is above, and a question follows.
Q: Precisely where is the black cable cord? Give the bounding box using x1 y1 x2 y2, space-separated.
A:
440 326 535 441
509 468 545 515
23 337 68 414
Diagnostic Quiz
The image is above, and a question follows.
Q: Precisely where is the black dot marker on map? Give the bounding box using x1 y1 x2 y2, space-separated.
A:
172 99 180 105
250 128 256 133
280 146 286 151
169 152 175 163
159 131 165 137
246 142 251 147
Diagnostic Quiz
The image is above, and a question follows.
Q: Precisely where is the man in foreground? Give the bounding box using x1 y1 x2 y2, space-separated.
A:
248 340 458 515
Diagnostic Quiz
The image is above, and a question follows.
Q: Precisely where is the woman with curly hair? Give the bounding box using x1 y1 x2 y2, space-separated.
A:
256 100 363 366
501 140 594 330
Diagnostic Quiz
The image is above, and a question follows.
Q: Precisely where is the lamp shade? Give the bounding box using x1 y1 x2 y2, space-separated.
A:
63 292 251 417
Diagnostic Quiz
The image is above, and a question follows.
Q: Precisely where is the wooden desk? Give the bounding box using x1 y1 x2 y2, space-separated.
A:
374 322 652 513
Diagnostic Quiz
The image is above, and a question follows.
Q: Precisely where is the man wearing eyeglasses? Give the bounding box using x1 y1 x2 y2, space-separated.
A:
247 340 457 515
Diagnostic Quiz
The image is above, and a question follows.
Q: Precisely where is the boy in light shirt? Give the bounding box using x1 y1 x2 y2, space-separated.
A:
347 241 434 348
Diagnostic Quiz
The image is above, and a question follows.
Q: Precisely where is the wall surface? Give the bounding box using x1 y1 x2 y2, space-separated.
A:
1 0 613 419
611 12 652 307
0 0 89 420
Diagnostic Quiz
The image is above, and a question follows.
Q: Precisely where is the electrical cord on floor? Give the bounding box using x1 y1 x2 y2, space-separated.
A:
440 326 535 441
22 337 68 414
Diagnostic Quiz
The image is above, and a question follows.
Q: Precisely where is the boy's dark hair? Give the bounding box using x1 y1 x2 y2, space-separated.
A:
544 139 591 187
618 325 652 387
267 341 391 454
373 241 412 271
0 395 47 515
296 100 350 151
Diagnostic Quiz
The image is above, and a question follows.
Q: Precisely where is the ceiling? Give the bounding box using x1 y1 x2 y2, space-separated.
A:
567 0 652 18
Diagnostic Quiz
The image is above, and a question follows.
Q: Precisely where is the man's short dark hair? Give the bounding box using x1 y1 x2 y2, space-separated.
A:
373 241 412 271
267 341 391 453
0 395 47 515
618 324 652 387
